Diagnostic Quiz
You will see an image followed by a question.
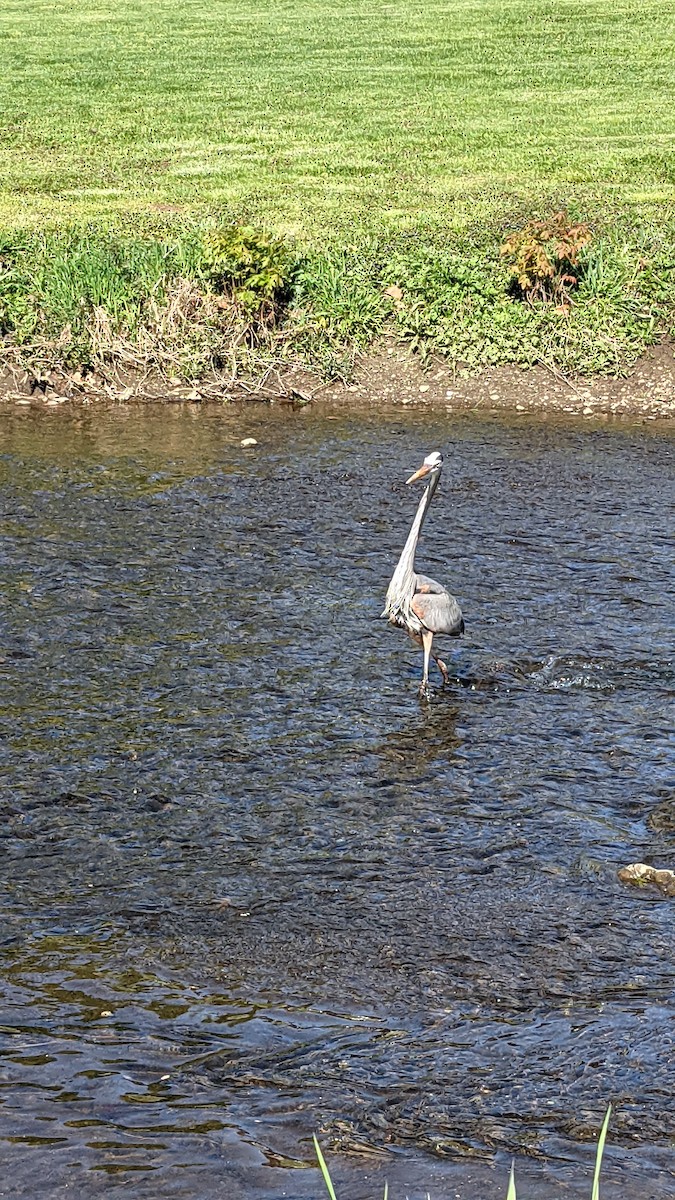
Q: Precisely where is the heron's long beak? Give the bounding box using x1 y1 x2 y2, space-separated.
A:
406 462 432 485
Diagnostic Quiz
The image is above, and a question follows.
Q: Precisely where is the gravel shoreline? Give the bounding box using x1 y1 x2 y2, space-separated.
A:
2 340 674 422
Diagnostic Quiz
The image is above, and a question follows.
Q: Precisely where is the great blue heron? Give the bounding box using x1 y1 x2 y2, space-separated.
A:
382 450 464 698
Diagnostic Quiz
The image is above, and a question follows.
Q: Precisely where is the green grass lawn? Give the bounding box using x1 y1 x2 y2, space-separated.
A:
1 0 674 236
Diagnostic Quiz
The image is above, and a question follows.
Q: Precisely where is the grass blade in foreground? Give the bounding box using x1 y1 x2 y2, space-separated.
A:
313 1134 338 1200
591 1104 612 1200
313 1136 391 1199
313 1106 612 1198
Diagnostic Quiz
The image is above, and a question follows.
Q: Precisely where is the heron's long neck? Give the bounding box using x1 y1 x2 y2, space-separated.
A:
396 477 435 579
384 471 439 617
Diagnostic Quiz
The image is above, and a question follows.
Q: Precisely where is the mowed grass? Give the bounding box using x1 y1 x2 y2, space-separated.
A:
0 0 674 236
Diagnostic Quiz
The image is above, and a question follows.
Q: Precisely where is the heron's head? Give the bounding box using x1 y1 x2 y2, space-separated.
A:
406 450 443 485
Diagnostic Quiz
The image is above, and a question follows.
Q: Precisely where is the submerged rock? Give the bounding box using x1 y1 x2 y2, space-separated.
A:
646 796 675 836
617 862 675 898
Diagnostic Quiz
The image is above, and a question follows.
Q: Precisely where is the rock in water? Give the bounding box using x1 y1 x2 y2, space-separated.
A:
617 862 675 898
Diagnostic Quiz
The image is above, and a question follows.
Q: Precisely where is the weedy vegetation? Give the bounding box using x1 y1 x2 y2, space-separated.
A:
1 215 672 387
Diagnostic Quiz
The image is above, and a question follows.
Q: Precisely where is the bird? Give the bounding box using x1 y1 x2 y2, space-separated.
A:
382 450 464 699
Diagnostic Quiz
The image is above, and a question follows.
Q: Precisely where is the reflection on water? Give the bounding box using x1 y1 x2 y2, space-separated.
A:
0 405 674 1198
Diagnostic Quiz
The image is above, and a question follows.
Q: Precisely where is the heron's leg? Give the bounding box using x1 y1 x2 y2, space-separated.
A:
418 630 433 699
434 653 451 685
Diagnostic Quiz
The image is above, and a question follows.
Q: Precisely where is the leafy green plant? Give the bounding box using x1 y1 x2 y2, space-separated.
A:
501 212 593 305
383 242 535 368
202 223 293 316
313 1104 612 1200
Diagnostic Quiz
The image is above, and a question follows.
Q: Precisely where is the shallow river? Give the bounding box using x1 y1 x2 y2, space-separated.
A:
0 404 673 1199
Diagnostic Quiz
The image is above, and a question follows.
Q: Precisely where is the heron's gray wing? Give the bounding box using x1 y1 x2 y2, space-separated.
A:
412 584 464 636
414 573 447 595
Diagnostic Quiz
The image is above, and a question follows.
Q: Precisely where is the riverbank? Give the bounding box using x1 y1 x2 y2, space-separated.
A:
1 212 674 420
3 337 674 422
2 0 674 418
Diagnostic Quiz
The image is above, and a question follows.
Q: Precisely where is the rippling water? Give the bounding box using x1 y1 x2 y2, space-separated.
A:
0 405 673 1198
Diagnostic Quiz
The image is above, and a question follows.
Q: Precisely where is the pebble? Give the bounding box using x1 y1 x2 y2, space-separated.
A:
240 437 258 447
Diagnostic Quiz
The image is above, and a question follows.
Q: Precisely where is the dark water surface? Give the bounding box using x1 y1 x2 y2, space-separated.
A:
0 405 673 1199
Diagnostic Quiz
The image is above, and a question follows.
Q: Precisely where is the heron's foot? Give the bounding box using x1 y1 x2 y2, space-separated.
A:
436 657 451 686
417 679 431 701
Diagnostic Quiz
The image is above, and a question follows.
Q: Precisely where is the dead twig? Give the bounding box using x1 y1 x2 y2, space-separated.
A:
536 354 585 398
